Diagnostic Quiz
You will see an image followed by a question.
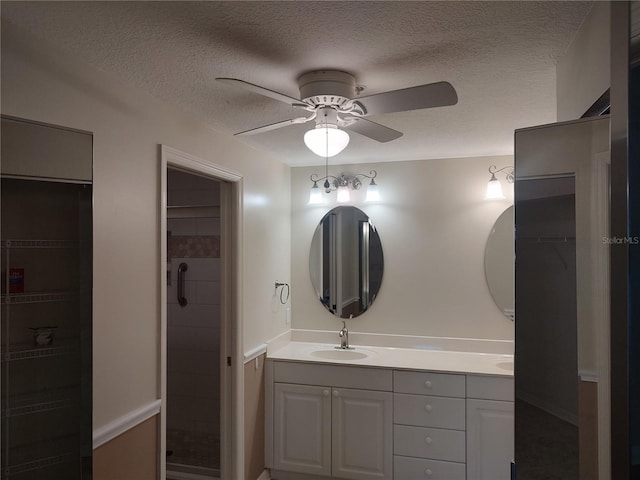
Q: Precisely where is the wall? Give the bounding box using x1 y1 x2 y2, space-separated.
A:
291 156 514 342
556 1 610 121
93 417 158 480
1 18 291 473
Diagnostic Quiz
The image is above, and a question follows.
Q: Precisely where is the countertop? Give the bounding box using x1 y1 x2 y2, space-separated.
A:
267 341 514 377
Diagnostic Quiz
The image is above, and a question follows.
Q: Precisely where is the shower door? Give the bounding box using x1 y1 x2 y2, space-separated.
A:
1 116 93 479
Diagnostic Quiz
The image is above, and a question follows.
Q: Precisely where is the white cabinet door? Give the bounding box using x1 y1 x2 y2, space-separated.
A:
332 388 393 480
274 383 332 476
466 399 514 480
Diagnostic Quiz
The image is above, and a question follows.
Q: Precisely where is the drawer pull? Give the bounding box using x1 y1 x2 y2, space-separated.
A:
425 468 433 477
323 389 330 396
424 380 433 388
424 404 433 412
425 436 433 444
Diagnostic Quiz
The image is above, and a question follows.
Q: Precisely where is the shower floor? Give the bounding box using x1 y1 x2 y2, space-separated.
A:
167 428 220 472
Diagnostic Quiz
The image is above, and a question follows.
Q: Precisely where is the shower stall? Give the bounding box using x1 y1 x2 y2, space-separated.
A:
165 168 222 480
1 116 93 479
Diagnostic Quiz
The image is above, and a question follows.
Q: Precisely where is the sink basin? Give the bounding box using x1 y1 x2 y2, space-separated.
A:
310 348 370 360
496 361 514 371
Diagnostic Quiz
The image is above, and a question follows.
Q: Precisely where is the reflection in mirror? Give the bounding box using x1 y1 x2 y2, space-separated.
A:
309 206 383 318
484 206 514 320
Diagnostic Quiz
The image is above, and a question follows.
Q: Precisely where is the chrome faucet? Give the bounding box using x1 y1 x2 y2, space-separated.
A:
338 320 349 349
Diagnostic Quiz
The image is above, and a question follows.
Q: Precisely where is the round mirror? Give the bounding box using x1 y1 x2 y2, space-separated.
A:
484 206 514 320
309 206 384 318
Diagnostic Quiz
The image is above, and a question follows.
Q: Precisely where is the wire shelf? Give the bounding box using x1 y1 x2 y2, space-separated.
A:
1 291 78 305
1 343 77 362
2 387 79 418
1 239 79 249
2 434 80 476
5 452 76 476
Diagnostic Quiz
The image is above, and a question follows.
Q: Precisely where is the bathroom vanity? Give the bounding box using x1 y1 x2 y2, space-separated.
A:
264 341 514 480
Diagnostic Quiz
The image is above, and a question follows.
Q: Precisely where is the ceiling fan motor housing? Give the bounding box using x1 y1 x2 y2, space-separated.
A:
298 70 357 109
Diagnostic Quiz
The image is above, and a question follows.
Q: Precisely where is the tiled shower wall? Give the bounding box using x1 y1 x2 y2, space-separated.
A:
167 170 221 442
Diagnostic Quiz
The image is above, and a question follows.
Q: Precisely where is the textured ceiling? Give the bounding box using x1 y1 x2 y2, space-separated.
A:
1 1 593 166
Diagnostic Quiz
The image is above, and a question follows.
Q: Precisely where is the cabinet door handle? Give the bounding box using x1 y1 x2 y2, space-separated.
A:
424 468 433 477
333 390 339 397
424 380 432 388
323 389 330 396
425 436 433 444
177 262 188 307
424 404 433 412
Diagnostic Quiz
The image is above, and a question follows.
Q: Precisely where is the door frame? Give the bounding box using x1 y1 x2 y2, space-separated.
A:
159 145 244 479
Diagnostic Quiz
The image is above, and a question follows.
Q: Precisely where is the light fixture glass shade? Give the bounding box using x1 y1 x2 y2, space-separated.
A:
304 125 350 157
336 185 351 203
486 177 505 199
365 182 380 202
308 184 323 205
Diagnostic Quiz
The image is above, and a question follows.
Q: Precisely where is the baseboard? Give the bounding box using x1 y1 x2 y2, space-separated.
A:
517 390 578 426
256 469 271 480
93 399 161 449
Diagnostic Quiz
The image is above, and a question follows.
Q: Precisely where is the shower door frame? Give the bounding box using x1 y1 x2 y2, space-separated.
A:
159 145 243 480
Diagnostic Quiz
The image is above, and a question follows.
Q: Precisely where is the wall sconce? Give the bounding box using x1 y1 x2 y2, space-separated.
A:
308 170 380 204
485 165 514 199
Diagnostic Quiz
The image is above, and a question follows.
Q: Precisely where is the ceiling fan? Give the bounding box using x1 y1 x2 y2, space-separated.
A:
216 70 458 156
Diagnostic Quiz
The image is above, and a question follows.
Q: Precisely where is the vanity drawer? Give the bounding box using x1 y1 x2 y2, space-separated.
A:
394 425 466 463
394 370 465 398
394 455 466 480
394 393 465 430
273 361 392 391
467 374 514 401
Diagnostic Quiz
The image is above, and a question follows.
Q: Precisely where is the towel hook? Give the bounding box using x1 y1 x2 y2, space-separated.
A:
274 282 290 304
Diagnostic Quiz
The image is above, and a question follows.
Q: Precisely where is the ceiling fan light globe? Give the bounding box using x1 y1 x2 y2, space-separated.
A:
304 126 350 157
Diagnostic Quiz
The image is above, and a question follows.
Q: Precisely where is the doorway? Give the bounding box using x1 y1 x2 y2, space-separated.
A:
515 175 579 480
165 168 222 479
160 146 242 480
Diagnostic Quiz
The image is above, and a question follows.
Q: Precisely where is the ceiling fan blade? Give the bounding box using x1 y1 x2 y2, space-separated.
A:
354 81 458 116
216 78 307 107
344 118 403 143
235 116 312 136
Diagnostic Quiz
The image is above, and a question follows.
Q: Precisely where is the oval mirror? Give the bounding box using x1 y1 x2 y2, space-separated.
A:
309 206 384 318
484 206 514 320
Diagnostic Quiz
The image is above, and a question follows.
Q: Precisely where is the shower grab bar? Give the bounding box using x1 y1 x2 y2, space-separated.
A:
178 262 188 307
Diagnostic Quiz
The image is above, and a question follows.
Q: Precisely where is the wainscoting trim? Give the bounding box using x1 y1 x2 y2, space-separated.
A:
579 370 599 383
93 399 162 449
244 343 268 364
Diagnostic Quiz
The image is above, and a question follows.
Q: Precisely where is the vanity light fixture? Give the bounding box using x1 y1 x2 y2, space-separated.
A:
309 170 380 204
485 165 514 200
307 118 379 204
